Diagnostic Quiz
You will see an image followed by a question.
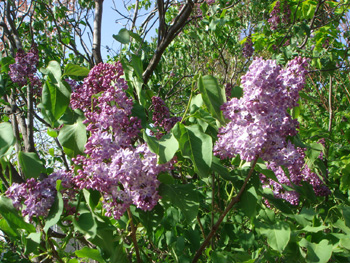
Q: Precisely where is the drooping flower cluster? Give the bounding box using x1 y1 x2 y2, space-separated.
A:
214 57 329 204
9 45 41 91
260 147 331 205
151 96 181 139
71 63 174 219
6 170 74 220
268 1 291 31
214 57 308 163
242 36 254 58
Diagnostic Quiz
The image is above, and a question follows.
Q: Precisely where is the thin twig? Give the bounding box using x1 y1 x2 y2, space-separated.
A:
127 208 141 263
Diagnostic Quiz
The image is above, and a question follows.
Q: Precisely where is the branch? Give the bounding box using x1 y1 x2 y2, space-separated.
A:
27 85 35 152
127 208 141 263
328 76 333 134
298 0 324 49
192 156 259 263
5 1 22 50
131 0 140 32
92 0 103 64
142 0 195 84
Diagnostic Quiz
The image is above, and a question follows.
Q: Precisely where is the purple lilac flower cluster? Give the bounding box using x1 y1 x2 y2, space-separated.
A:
260 147 331 205
242 36 254 58
214 57 308 163
268 1 291 31
65 78 81 93
9 45 41 92
225 83 232 99
71 63 174 219
214 57 329 205
151 96 181 139
6 170 74 220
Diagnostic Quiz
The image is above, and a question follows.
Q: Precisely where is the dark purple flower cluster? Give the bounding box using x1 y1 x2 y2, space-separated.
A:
151 96 181 139
242 36 254 58
9 45 41 90
268 1 291 31
225 83 232 99
261 147 331 205
65 78 81 93
214 57 308 163
70 62 125 112
6 170 74 220
71 63 174 219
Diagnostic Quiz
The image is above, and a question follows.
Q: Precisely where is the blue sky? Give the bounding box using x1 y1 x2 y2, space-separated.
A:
98 1 157 59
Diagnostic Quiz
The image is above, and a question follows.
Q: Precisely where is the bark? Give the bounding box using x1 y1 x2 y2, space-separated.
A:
142 0 195 84
92 0 104 64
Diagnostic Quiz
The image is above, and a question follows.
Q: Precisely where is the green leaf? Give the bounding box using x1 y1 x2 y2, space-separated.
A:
41 60 62 81
255 221 291 252
190 94 204 113
341 206 350 228
0 122 15 157
238 185 257 218
131 54 143 80
159 184 199 223
0 218 18 237
198 75 226 124
255 162 278 182
211 157 232 181
83 188 101 212
262 188 293 215
75 247 106 263
172 123 212 178
63 64 90 77
0 196 35 233
302 225 328 233
58 121 87 157
138 204 164 236
0 56 15 73
44 181 64 233
25 232 41 254
340 236 350 250
73 212 97 238
18 152 44 179
143 131 179 164
41 62 71 125
299 239 332 263
113 28 130 44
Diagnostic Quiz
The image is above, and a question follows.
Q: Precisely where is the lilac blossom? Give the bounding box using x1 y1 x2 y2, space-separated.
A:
6 170 75 220
260 147 331 205
242 36 254 58
9 45 41 93
151 96 181 139
214 57 330 205
268 1 291 31
71 63 174 219
214 57 308 163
